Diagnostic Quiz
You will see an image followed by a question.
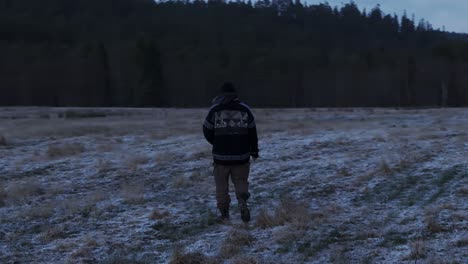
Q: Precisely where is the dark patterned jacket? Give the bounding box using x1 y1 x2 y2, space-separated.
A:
203 95 259 165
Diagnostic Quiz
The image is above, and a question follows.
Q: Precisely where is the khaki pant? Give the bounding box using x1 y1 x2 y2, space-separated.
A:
213 163 250 211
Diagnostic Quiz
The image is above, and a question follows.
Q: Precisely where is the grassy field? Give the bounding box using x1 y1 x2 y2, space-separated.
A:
0 107 467 263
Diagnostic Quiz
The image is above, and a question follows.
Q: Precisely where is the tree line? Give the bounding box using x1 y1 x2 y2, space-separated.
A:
1 0 468 107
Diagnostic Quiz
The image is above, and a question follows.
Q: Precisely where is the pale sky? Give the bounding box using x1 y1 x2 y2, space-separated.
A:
306 0 468 33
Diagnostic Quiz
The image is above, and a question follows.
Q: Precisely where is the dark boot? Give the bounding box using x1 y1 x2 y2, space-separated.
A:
239 200 250 223
219 208 230 221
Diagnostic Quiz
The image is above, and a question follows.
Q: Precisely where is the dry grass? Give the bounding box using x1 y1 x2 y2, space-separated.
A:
150 209 170 220
97 143 116 152
231 255 261 264
378 160 393 175
457 186 468 196
47 142 85 158
39 224 66 243
455 236 468 247
96 159 113 173
170 247 216 264
218 228 253 259
255 209 277 229
155 151 180 165
255 199 311 229
60 196 97 218
121 182 145 204
172 175 193 189
69 246 94 261
19 203 55 220
425 216 444 233
406 240 428 260
5 180 43 205
126 154 150 172
83 236 99 248
87 190 108 204
273 226 303 244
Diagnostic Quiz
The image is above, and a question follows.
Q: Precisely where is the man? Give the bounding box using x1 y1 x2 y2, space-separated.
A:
203 82 259 223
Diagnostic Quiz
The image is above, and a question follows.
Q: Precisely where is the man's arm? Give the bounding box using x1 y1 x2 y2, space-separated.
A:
203 111 215 145
247 112 259 158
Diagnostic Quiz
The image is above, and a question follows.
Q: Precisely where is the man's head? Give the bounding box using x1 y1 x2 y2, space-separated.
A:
220 82 237 95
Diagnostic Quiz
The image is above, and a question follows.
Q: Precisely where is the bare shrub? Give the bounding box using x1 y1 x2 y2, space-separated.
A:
47 143 85 158
121 182 145 204
0 134 6 146
170 247 215 264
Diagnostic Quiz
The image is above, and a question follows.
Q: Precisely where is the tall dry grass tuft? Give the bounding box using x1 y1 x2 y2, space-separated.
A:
425 216 444 233
255 199 311 229
47 142 85 158
218 228 253 259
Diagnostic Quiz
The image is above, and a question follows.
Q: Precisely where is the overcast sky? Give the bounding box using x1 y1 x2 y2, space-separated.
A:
305 0 468 33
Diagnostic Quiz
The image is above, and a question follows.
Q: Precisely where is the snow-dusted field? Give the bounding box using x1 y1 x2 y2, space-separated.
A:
0 107 467 264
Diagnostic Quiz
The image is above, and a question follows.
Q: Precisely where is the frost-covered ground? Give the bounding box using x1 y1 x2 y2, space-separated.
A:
0 107 467 264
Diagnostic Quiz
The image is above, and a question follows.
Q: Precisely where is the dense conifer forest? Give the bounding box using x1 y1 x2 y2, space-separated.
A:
1 0 468 107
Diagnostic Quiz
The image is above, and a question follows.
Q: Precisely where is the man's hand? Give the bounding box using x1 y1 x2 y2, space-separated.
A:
251 152 259 160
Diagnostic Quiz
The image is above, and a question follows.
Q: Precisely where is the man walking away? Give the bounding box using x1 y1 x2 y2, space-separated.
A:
203 82 259 223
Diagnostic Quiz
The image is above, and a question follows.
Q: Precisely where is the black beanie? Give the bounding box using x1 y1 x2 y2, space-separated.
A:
220 82 237 94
